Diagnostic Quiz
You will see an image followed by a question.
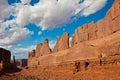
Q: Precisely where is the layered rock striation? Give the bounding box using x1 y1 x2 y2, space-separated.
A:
71 0 120 46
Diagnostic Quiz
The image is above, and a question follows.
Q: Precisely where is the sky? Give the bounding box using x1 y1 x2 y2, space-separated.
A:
0 0 114 59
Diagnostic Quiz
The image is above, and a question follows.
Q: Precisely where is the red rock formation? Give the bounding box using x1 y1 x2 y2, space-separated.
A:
36 39 51 56
0 48 11 69
28 0 120 67
36 43 43 56
28 50 36 58
0 48 18 71
71 0 120 46
53 32 69 52
16 1 120 79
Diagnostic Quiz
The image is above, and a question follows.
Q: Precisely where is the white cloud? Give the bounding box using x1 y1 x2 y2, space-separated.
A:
0 0 107 50
0 0 10 21
0 0 108 60
13 45 35 54
49 40 56 50
0 45 13 50
0 44 36 59
21 0 31 4
7 0 107 30
12 45 36 59
0 21 31 46
79 0 107 16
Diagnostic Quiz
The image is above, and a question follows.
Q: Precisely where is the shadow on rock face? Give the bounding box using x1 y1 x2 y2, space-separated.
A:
2 67 22 73
0 66 22 77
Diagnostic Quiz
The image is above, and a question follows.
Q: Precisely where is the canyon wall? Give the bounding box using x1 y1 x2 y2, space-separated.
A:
28 0 120 67
71 0 120 46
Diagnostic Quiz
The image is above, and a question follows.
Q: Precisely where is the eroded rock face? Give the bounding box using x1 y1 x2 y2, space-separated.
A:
28 0 120 67
99 40 120 57
0 48 11 69
36 39 51 56
28 50 36 58
53 32 69 52
0 48 11 63
36 43 43 56
71 0 120 46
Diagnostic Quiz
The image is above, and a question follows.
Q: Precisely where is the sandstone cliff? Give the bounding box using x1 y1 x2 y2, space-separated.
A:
1 1 120 80
53 32 69 53
71 0 120 46
28 0 120 67
28 39 51 58
36 39 51 56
